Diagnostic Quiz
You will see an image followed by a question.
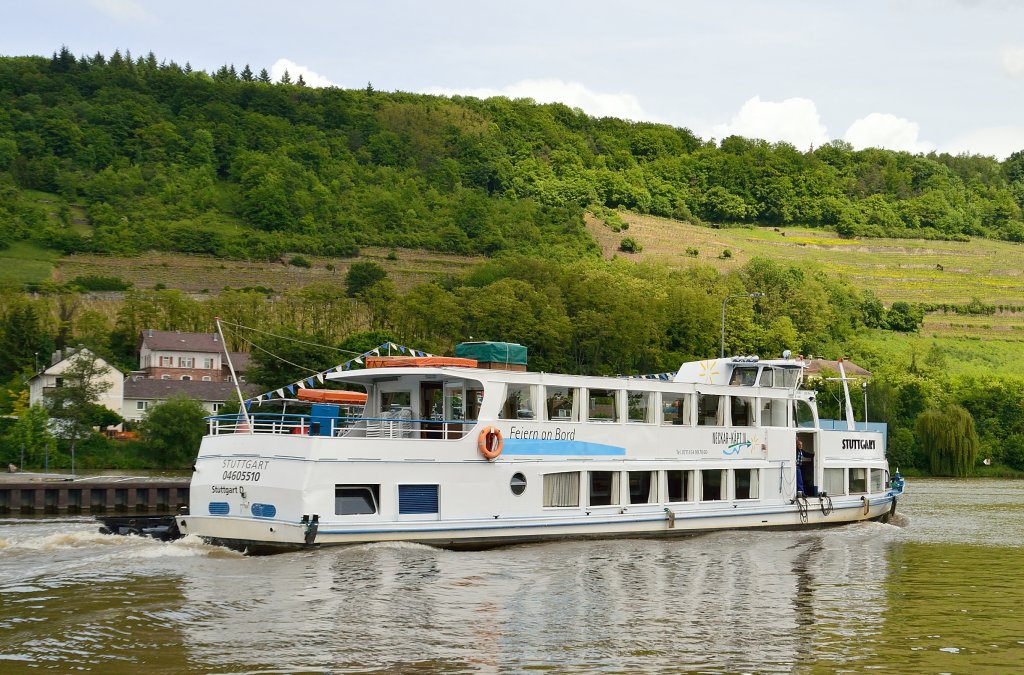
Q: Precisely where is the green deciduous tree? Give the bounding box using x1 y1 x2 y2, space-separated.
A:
44 350 118 473
915 404 979 477
139 395 207 468
10 402 56 470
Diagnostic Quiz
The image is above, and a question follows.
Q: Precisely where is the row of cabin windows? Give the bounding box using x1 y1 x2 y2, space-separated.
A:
500 384 811 427
822 467 888 496
334 467 888 516
542 469 761 507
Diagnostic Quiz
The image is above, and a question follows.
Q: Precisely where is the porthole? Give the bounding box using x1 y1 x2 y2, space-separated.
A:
510 472 527 496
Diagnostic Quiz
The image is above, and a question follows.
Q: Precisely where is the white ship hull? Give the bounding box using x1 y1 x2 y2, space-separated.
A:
177 356 903 554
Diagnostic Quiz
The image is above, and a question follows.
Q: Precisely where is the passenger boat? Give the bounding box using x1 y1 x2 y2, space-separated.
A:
175 343 904 553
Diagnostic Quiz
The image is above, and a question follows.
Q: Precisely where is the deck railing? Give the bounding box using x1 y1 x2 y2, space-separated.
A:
206 412 472 439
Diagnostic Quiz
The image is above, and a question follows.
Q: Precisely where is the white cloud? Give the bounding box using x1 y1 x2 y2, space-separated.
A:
425 79 648 121
1001 47 1024 78
843 113 934 153
88 0 155 24
709 96 829 149
941 126 1024 159
270 58 335 88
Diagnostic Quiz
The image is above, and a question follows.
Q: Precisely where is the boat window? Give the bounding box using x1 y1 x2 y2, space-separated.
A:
697 393 722 426
778 368 801 388
627 391 654 423
701 469 725 501
760 397 788 426
545 386 579 422
757 368 773 387
510 473 527 496
730 396 755 426
443 382 464 422
666 470 694 502
500 383 535 420
335 484 379 515
587 388 619 422
398 485 439 514
380 391 411 414
729 367 757 386
793 399 815 428
466 386 483 422
734 469 759 499
628 471 657 504
870 468 886 492
849 468 868 494
543 472 580 507
661 392 691 425
588 471 620 506
823 468 845 496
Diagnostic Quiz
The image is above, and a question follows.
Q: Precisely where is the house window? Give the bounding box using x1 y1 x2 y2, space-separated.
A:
543 472 579 507
160 356 174 367
211 403 223 413
179 357 194 368
335 484 379 515
55 377 64 388
181 375 192 381
161 375 171 380
202 376 212 382
734 469 760 499
136 401 149 411
203 358 214 369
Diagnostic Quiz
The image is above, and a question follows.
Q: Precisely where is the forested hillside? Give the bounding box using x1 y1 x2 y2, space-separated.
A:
2 47 1024 264
1 48 1024 476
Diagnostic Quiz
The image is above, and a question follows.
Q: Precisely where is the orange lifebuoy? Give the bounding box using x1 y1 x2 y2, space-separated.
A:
478 426 503 460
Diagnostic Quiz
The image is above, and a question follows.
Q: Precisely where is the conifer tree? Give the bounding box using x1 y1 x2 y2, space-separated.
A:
297 73 306 87
280 69 292 84
240 64 253 81
258 68 271 83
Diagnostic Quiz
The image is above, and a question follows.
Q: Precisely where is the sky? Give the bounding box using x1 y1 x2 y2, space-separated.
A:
3 0 1024 159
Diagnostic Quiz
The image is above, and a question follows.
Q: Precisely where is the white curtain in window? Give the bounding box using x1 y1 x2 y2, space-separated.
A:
747 469 759 498
544 472 580 507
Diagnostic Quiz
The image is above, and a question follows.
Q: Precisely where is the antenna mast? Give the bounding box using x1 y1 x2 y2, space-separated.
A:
216 317 251 431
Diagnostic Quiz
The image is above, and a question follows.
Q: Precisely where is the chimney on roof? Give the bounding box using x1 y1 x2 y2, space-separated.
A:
51 350 61 366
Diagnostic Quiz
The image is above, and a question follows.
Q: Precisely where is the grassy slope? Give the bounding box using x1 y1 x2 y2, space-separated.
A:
53 247 482 294
10 196 1024 374
586 211 1024 375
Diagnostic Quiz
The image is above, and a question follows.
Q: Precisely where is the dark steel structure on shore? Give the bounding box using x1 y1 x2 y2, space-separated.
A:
0 478 189 515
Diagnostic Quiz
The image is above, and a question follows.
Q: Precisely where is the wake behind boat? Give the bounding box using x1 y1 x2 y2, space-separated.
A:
173 341 904 553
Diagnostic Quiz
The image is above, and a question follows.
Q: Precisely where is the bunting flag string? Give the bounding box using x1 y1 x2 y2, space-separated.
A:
245 342 435 405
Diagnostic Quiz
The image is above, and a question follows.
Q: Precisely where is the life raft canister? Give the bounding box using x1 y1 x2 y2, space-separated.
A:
478 426 503 460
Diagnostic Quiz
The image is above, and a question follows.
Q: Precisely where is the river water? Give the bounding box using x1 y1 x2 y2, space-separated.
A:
1 478 1022 673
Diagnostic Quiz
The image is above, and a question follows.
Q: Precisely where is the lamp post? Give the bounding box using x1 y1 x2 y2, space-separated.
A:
720 292 764 358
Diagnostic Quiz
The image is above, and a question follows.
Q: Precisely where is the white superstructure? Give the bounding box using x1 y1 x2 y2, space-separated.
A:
177 355 903 553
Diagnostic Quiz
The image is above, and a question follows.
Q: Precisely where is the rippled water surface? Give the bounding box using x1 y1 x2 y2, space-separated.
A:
2 478 1023 673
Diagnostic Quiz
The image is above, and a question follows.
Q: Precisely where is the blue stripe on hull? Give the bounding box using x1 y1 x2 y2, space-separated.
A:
501 439 625 456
